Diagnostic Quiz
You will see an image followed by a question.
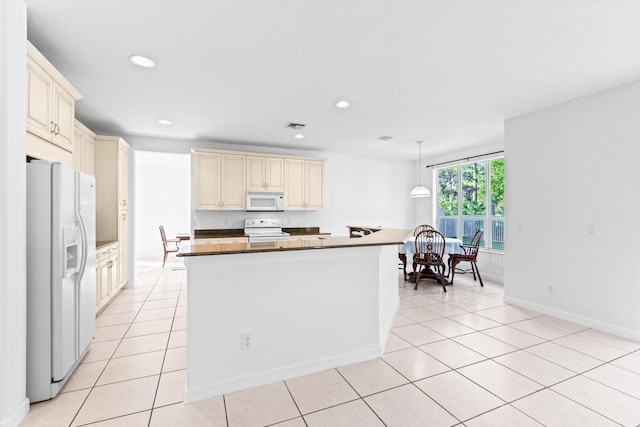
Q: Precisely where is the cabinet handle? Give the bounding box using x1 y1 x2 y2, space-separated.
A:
121 213 126 220
50 121 56 133
121 200 127 206
107 261 113 269
55 123 60 135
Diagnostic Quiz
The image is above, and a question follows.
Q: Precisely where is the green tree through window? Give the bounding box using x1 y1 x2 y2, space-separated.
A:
436 157 504 250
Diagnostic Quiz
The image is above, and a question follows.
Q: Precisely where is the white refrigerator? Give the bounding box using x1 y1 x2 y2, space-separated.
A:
26 161 96 402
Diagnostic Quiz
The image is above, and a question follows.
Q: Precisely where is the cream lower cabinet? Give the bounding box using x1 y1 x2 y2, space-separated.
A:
289 235 323 241
193 150 246 210
246 156 284 191
96 242 120 313
222 237 248 244
284 159 324 210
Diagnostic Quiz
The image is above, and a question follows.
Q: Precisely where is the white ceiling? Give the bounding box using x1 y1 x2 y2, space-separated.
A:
24 0 640 160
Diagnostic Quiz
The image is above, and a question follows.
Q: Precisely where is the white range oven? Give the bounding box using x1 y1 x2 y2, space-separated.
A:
244 219 290 242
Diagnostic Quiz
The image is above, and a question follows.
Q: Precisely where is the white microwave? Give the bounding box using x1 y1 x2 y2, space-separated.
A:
246 191 285 212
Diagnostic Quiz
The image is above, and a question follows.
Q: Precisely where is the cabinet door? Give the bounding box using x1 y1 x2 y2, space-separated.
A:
26 57 53 142
284 158 305 210
85 136 95 175
99 259 111 309
265 158 284 191
50 83 75 152
109 253 120 295
72 127 86 172
306 160 325 210
118 212 128 287
246 156 266 191
221 154 245 210
194 152 222 210
117 142 129 209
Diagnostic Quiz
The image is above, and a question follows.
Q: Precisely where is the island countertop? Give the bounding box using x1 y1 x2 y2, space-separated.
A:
177 227 411 257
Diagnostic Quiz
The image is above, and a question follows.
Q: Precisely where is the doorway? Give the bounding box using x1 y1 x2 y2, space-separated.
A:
134 151 191 266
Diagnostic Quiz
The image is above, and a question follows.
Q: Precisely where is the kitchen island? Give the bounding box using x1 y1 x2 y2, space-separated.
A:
177 228 411 402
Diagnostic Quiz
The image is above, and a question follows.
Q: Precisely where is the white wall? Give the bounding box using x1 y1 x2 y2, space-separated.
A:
124 135 416 237
0 1 29 426
134 151 190 259
505 80 640 340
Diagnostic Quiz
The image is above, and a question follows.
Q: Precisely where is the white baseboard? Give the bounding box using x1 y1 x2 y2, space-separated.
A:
504 296 640 342
0 398 29 427
186 346 382 403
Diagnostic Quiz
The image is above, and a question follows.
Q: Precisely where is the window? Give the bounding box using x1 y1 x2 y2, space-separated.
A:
436 157 504 250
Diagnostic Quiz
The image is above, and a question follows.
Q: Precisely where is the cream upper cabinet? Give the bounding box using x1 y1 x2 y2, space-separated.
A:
194 149 246 210
284 158 325 210
94 135 130 287
118 210 129 288
95 135 130 240
194 151 221 209
117 141 129 209
246 156 284 191
73 120 95 175
26 42 81 156
193 148 323 211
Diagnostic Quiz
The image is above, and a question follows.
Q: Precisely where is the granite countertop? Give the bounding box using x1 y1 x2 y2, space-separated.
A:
193 227 331 239
178 228 411 257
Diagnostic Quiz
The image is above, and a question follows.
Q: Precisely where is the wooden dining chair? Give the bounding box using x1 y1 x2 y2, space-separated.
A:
413 229 448 292
159 225 180 267
448 229 484 287
399 225 435 280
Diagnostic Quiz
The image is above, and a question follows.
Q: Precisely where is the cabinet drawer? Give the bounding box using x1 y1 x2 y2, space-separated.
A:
97 248 109 260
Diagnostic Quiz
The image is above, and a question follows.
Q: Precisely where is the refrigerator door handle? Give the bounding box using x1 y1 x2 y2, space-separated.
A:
76 210 88 285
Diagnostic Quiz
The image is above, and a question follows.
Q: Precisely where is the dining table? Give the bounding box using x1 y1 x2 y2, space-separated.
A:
398 236 463 282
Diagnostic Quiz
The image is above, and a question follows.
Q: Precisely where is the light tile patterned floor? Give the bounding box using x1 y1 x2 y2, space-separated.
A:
19 256 640 426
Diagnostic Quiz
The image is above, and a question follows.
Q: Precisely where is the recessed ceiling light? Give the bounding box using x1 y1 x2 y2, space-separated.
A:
129 55 156 68
157 119 172 125
294 134 304 139
335 100 350 108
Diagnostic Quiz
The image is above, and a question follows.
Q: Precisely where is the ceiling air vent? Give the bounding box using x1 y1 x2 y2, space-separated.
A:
377 135 393 141
284 122 307 130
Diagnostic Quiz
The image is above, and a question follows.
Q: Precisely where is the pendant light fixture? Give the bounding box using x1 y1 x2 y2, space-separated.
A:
409 141 431 198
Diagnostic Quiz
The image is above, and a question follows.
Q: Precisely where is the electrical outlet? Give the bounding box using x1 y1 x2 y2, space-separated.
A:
548 286 553 294
240 333 253 350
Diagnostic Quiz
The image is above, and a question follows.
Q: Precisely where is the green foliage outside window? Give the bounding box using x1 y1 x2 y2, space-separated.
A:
437 167 458 216
490 158 504 216
436 157 505 250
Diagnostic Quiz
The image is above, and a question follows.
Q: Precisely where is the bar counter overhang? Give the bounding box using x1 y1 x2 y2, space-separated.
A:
178 228 411 402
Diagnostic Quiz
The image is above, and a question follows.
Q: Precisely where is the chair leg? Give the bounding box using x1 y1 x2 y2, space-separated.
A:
414 266 421 290
162 250 168 267
439 265 447 293
473 262 484 287
470 261 477 281
399 253 407 280
449 260 457 285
